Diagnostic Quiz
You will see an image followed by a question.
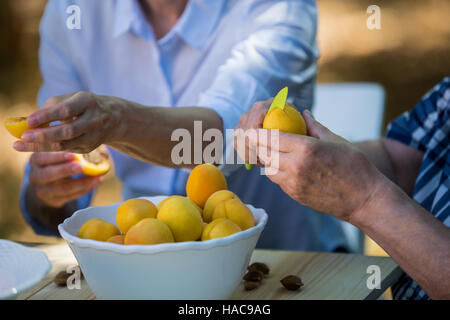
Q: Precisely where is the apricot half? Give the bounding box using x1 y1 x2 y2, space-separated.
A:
78 218 120 242
74 147 111 176
157 197 203 242
4 116 49 139
212 198 255 231
125 218 174 245
203 190 238 222
186 164 227 208
116 198 158 234
263 103 307 135
201 218 241 241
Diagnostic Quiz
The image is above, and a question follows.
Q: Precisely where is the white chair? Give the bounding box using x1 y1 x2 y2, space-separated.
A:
312 83 386 253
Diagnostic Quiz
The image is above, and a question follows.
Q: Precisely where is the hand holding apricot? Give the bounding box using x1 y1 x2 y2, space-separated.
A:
246 110 384 223
234 97 307 167
13 92 124 154
4 116 49 139
234 99 272 165
263 103 306 135
28 152 103 208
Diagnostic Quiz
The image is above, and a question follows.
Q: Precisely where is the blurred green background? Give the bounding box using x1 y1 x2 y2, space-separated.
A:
0 0 449 249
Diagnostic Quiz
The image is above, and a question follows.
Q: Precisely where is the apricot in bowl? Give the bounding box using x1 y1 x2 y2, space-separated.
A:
186 163 227 208
58 196 267 299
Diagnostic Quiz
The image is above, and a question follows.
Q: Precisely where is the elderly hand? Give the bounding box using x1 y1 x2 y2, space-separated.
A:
13 92 124 154
28 152 103 208
234 99 273 165
235 108 389 223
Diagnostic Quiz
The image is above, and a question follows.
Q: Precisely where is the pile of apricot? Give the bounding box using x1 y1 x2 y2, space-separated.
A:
78 163 256 245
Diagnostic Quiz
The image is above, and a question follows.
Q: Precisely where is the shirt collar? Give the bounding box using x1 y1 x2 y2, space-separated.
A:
113 0 226 49
170 0 226 50
113 0 151 39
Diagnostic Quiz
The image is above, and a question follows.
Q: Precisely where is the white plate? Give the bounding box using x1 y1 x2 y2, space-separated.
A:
0 240 52 299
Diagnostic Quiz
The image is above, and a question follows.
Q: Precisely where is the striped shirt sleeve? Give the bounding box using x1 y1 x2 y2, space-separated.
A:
386 77 450 151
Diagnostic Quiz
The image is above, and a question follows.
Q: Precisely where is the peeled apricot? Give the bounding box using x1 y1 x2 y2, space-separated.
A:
201 218 241 241
212 198 255 231
157 197 203 242
124 218 174 245
116 198 158 234
263 103 307 135
203 190 238 222
78 218 120 242
157 195 203 217
186 164 227 208
4 116 49 139
74 147 111 176
107 234 125 244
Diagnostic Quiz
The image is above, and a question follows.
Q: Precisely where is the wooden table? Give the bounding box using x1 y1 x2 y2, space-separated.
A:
17 242 402 300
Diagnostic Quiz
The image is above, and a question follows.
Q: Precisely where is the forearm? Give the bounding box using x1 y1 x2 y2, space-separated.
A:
354 140 397 183
25 184 77 232
351 179 450 299
355 138 422 195
107 98 223 168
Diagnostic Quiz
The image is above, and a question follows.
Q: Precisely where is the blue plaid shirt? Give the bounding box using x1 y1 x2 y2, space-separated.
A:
386 77 450 300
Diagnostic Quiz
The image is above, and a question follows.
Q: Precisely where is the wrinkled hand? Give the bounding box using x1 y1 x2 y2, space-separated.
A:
13 92 123 154
234 99 272 165
28 152 103 208
235 108 386 223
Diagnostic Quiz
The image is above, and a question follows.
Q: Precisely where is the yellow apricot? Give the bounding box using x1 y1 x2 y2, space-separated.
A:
212 198 255 230
78 218 120 241
201 219 222 241
157 195 203 217
157 197 203 242
107 234 125 244
74 147 111 176
186 164 227 208
4 116 49 139
124 218 174 245
201 218 241 241
198 222 208 240
263 103 307 135
203 190 238 222
116 198 158 234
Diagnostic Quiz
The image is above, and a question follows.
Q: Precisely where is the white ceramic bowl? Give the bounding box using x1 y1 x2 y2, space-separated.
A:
58 196 268 300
